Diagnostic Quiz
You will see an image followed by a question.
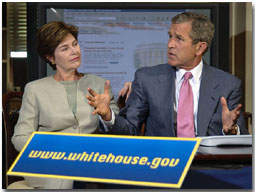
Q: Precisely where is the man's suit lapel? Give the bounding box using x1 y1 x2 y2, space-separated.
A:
153 65 176 136
197 64 220 136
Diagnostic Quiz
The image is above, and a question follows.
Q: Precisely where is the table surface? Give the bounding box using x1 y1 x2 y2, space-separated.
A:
184 153 253 189
194 153 252 162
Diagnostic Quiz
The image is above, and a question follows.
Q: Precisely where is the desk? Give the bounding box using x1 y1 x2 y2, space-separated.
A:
194 154 252 165
74 136 253 189
74 145 253 189
97 154 253 190
182 154 252 189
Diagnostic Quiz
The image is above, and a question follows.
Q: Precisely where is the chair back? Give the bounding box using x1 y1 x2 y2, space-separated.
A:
243 112 252 134
2 91 24 188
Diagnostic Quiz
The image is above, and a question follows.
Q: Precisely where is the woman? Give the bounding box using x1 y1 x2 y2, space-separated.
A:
11 21 119 189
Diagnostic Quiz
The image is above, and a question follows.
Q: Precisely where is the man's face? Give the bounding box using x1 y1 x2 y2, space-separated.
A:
167 21 200 70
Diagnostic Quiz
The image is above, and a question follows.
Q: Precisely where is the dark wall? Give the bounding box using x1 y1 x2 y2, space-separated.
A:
11 58 27 92
27 3 40 82
2 2 7 93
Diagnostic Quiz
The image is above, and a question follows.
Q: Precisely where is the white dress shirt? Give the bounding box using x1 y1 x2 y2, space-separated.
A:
174 60 203 136
103 61 203 134
103 60 239 135
174 61 240 135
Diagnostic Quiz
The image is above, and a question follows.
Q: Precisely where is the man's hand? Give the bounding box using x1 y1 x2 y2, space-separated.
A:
87 80 112 121
221 97 242 134
119 82 132 102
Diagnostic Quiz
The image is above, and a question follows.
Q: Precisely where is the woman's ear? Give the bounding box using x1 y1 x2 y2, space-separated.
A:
196 42 207 56
47 56 55 64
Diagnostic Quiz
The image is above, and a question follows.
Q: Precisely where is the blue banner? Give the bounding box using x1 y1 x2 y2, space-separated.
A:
8 132 200 188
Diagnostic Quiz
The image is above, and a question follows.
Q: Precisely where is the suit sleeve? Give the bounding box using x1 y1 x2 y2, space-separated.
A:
108 69 149 135
207 76 248 136
226 78 248 134
12 83 39 151
108 85 119 115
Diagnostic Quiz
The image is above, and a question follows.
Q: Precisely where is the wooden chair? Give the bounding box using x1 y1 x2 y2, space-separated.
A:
2 91 32 189
243 112 252 134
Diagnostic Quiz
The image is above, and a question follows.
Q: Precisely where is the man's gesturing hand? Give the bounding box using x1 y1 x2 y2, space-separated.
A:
221 97 242 134
87 80 112 121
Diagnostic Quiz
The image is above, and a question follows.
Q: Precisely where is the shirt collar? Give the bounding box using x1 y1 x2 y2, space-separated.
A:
176 60 203 84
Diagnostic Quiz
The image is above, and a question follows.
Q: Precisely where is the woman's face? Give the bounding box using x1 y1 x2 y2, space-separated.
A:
50 33 81 72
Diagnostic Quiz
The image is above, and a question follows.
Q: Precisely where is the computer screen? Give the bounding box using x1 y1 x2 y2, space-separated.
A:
29 3 229 97
46 8 210 96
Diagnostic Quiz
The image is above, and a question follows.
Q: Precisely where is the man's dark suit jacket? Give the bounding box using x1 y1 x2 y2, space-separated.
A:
109 63 248 136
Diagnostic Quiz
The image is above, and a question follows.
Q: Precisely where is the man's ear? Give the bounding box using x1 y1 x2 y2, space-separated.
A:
196 42 207 56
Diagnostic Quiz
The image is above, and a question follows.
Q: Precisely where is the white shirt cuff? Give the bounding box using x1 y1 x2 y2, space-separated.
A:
222 124 240 135
99 108 115 132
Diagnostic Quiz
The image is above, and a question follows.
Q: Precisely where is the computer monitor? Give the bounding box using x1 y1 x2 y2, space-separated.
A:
28 2 229 97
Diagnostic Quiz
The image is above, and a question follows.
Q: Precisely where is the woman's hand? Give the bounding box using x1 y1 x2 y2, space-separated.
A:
119 82 132 102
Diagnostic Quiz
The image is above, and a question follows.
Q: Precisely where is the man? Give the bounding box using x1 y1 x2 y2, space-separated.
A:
87 12 249 137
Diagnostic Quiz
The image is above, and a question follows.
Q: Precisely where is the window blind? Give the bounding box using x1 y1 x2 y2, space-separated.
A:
7 2 27 52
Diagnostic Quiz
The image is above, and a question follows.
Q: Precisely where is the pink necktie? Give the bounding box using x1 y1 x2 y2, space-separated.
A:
177 72 195 137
